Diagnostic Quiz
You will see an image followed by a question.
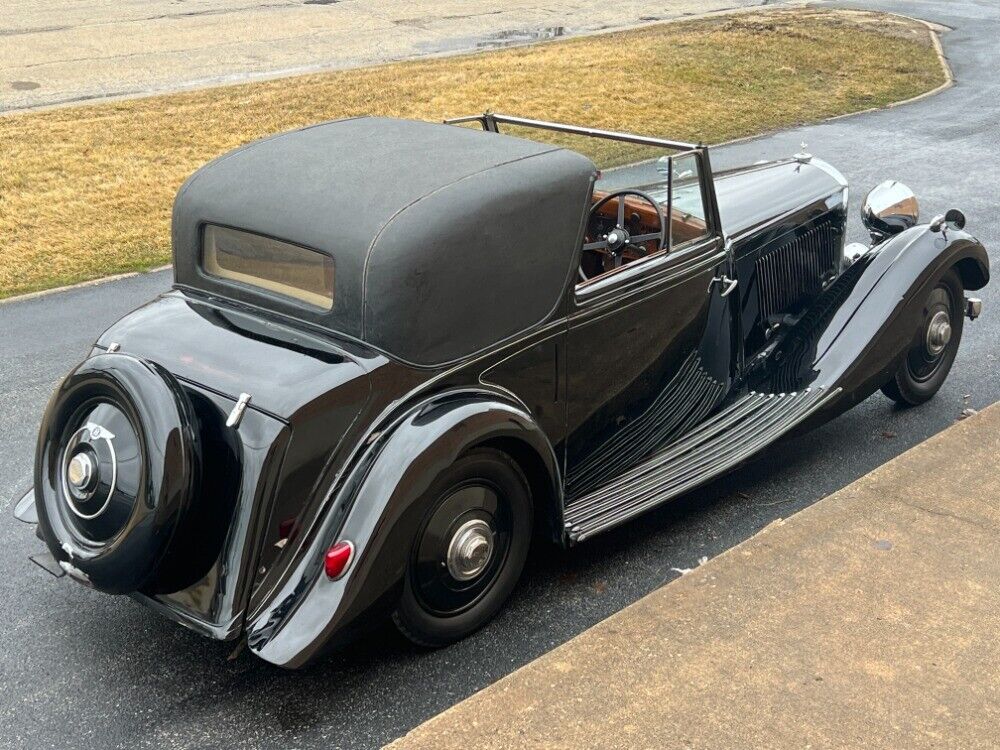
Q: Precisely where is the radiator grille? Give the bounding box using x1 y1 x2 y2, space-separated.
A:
756 221 839 321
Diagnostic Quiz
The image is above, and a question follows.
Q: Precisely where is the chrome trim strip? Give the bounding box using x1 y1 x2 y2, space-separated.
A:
571 392 769 506
564 388 842 541
569 394 787 520
573 243 726 314
567 353 703 495
809 156 849 189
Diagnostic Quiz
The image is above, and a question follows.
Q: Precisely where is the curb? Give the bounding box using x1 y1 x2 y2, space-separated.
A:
824 12 954 117
706 8 954 151
0 265 172 307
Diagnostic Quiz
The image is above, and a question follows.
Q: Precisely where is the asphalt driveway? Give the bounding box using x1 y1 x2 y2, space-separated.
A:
1 1 997 748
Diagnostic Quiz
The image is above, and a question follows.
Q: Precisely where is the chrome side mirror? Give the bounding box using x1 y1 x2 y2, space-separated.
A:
861 180 919 238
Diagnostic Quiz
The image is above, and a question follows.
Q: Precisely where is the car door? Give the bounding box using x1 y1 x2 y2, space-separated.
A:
563 150 736 501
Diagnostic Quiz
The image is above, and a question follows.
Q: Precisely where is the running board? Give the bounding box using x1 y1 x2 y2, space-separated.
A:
563 387 841 542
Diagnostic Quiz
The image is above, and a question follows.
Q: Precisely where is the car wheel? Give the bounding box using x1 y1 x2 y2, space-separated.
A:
34 353 201 593
392 448 532 647
881 268 964 406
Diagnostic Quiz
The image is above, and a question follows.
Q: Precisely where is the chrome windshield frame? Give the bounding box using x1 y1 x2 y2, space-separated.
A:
444 112 700 151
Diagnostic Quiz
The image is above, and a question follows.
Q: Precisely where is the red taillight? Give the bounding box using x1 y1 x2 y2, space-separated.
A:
324 540 354 580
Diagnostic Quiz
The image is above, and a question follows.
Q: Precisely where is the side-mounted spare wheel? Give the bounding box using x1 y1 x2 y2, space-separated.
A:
34 353 201 594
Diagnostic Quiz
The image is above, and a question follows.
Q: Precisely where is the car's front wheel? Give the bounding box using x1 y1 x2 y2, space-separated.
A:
881 267 965 406
392 447 532 647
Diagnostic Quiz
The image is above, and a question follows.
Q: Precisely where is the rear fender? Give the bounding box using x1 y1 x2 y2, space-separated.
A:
245 389 559 668
777 225 988 416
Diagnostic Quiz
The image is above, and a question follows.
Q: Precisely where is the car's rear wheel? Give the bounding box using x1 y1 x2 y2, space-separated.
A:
881 268 964 406
392 448 531 647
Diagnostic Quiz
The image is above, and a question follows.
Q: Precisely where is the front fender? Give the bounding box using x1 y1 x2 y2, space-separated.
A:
772 224 988 415
245 389 559 668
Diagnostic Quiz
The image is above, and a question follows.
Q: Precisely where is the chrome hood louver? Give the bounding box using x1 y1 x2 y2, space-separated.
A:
756 219 840 322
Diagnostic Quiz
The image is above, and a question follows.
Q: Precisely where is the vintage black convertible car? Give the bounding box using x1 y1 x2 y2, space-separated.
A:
15 114 988 668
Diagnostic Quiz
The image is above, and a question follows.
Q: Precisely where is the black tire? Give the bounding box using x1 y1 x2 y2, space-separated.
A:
392 448 532 647
881 268 965 406
34 353 201 594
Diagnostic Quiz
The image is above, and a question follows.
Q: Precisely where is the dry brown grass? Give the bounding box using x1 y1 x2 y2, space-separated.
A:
0 9 944 298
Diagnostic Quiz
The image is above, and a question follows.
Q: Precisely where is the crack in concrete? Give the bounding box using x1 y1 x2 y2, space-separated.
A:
0 1 301 38
899 500 992 530
0 24 72 37
391 10 509 31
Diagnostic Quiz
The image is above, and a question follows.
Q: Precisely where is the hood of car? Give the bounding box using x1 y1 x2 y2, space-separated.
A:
713 157 848 240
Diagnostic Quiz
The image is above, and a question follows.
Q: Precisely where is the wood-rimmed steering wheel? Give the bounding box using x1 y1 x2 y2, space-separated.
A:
579 190 666 282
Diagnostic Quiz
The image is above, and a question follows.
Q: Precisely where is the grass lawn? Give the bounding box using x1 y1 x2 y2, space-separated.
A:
0 8 945 299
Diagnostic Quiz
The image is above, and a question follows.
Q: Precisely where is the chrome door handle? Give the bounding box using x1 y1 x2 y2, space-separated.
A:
709 275 738 297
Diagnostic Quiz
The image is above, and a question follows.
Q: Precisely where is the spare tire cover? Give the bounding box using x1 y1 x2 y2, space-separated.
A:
34 353 201 594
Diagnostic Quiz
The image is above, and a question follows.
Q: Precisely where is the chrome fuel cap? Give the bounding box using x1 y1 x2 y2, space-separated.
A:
446 519 495 581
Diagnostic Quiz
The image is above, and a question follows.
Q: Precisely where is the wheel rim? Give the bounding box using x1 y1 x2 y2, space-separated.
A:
411 481 513 616
57 399 144 543
446 518 495 581
906 283 955 383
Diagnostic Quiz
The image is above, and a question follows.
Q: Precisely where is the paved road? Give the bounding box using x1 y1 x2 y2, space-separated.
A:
0 0 769 112
0 1 997 748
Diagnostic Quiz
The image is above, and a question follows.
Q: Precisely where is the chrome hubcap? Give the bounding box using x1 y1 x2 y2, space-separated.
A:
67 453 94 492
926 310 952 356
61 422 117 518
446 519 494 581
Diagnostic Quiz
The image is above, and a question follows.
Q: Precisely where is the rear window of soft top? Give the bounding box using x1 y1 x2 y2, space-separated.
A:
202 225 334 311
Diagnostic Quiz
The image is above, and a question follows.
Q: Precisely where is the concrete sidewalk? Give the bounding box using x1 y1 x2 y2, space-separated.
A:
2 0 775 112
389 403 1000 749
